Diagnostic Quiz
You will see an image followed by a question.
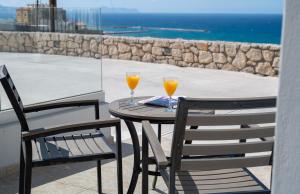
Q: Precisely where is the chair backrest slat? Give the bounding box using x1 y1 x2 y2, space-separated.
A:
180 155 271 171
182 140 274 156
0 65 29 131
170 97 276 172
185 97 276 110
187 112 275 126
184 125 275 140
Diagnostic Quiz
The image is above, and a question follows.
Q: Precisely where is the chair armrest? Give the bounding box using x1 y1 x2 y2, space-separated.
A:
142 120 169 168
22 118 120 140
23 100 100 113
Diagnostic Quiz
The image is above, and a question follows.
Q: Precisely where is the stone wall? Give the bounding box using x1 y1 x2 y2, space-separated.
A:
0 31 281 76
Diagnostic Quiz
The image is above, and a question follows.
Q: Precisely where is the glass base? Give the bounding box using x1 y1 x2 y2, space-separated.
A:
165 107 175 112
128 100 137 106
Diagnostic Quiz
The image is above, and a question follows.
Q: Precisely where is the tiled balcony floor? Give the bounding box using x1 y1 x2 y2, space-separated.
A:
0 52 278 110
0 52 278 140
0 131 271 194
0 53 275 193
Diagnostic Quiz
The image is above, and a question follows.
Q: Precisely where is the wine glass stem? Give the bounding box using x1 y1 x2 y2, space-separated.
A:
168 96 172 111
130 90 134 104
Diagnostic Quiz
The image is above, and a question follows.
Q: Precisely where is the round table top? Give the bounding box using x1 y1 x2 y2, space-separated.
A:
109 96 213 124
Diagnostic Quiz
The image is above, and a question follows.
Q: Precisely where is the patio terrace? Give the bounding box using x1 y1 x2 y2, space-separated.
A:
0 53 278 193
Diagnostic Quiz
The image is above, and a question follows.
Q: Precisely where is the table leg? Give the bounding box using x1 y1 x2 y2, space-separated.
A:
142 128 149 194
152 124 162 189
124 120 141 194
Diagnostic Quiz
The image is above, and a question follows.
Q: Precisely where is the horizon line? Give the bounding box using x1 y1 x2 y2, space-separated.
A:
99 12 283 15
0 4 282 15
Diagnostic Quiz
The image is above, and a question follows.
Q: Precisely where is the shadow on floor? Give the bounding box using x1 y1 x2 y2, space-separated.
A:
1 142 136 194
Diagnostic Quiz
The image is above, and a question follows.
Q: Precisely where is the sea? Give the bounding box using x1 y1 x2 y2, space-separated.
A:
0 10 283 44
100 13 282 44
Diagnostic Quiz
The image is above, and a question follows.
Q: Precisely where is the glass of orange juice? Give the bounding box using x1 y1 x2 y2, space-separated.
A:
163 77 179 112
126 72 141 105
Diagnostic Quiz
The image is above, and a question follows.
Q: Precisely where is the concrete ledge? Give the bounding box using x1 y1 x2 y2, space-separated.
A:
0 31 280 76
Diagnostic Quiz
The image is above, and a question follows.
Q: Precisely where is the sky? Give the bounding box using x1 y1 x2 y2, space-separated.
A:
0 0 283 14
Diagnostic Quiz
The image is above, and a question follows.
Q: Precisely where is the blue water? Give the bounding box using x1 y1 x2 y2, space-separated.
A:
0 10 283 44
100 13 282 44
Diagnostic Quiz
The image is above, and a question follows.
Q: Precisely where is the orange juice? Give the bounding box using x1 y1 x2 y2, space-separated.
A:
164 79 178 96
126 75 140 90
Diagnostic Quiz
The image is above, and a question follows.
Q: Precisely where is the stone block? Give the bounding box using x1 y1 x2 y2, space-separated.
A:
118 43 131 53
132 46 144 57
183 53 194 63
142 53 153 62
152 47 163 56
154 41 169 47
198 51 213 64
209 43 219 52
222 64 238 71
171 49 182 58
119 52 132 60
90 39 98 52
170 42 184 49
213 53 227 64
205 62 218 69
246 48 263 61
272 57 280 68
142 44 152 52
225 43 238 57
108 45 118 55
240 44 251 52
190 46 198 55
262 50 275 62
255 62 275 76
232 51 247 69
196 42 208 51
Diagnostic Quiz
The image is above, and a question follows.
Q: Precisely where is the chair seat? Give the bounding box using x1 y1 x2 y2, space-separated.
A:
31 132 115 166
175 168 270 194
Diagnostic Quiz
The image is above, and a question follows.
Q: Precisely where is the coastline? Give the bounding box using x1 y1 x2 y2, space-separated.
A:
99 13 282 44
102 35 280 47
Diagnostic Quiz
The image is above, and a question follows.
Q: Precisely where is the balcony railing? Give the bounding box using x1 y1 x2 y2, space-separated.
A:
0 7 103 35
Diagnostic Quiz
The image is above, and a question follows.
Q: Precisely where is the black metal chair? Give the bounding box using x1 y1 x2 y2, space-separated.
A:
142 97 276 194
0 65 123 194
